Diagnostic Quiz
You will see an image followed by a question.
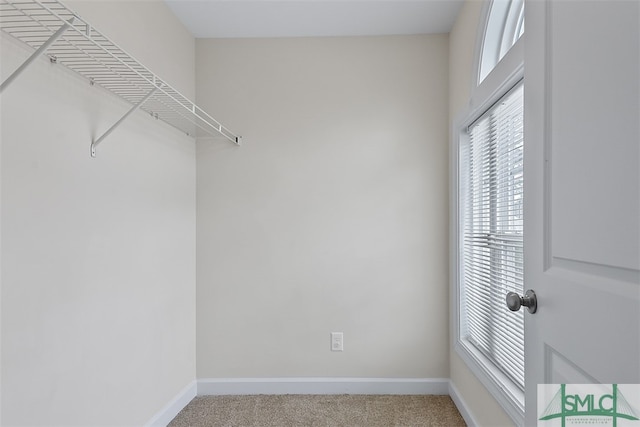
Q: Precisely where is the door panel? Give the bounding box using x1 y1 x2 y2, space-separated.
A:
549 1 640 270
545 345 598 385
524 0 640 425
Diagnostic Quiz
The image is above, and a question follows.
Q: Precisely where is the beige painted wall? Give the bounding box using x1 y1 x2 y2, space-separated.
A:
448 1 515 426
195 35 450 379
0 0 524 423
0 1 196 425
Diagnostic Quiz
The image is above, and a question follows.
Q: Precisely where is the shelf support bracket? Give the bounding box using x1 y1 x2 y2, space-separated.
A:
0 21 71 94
91 86 159 157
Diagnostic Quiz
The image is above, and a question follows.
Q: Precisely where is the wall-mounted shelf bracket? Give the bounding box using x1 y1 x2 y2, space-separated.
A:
0 18 71 93
91 85 159 157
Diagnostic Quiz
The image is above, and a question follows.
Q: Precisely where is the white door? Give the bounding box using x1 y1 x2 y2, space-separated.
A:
524 0 640 425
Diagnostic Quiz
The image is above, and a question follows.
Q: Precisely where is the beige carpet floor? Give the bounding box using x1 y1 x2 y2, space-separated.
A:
168 394 467 427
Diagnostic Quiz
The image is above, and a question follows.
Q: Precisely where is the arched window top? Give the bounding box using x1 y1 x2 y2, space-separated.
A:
478 0 524 83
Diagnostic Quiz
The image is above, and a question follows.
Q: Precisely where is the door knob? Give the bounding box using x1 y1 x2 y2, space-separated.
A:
506 289 537 314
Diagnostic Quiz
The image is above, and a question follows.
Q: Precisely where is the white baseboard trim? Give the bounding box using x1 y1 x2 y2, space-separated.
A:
197 377 450 396
449 381 479 427
145 380 197 427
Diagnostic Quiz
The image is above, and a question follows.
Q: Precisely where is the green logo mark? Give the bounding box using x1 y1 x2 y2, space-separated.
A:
539 384 639 427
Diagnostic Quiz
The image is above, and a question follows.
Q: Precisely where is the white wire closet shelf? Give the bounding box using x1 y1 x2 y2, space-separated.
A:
0 0 241 156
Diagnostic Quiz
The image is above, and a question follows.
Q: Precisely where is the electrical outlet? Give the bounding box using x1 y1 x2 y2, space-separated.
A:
331 332 343 352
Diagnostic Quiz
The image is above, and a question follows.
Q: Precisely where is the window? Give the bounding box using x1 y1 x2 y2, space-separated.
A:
451 0 525 423
478 0 525 83
460 83 524 389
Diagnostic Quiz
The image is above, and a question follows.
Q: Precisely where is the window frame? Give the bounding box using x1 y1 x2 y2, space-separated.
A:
450 2 526 423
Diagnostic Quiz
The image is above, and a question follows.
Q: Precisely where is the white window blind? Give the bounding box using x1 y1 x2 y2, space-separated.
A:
460 82 524 390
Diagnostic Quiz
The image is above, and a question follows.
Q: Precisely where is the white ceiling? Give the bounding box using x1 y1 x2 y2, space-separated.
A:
164 0 464 39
